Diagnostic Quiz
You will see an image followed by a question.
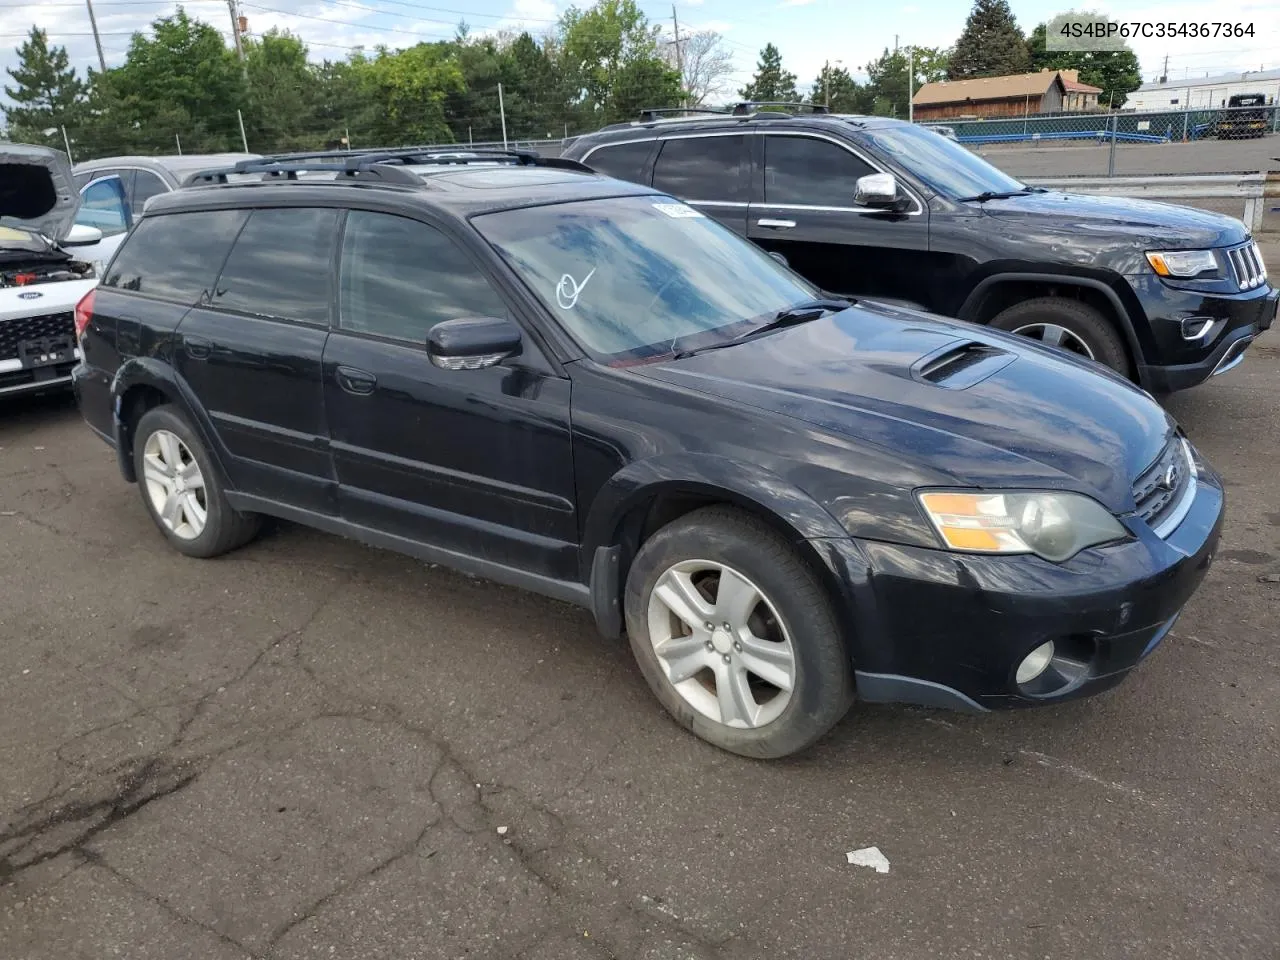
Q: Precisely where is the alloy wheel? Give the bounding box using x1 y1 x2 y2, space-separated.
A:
645 559 796 729
142 429 208 540
1011 322 1096 359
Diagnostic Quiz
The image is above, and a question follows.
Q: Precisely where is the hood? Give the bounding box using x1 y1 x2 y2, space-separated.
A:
635 303 1175 510
0 144 79 245
982 191 1249 249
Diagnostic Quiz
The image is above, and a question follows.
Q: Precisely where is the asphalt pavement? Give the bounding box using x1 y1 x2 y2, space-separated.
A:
2 252 1279 959
974 134 1279 178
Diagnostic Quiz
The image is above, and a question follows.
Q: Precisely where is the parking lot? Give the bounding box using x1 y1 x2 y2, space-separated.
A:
2 222 1278 958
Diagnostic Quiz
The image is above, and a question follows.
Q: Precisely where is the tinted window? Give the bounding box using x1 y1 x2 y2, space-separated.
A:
652 136 745 202
132 170 170 209
763 136 876 206
103 209 248 303
585 141 653 184
77 178 130 236
338 211 508 343
474 196 817 363
212 208 340 325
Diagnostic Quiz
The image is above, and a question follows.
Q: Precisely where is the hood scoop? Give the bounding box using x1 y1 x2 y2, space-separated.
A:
911 340 1016 389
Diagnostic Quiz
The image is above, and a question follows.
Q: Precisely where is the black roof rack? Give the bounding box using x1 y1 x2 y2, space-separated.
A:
729 101 829 116
184 148 593 186
636 106 728 123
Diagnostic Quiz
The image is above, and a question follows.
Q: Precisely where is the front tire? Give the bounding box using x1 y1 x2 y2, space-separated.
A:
623 506 854 758
133 405 260 558
989 296 1129 376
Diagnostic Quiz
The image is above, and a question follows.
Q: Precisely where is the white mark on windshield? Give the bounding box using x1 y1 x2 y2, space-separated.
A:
556 267 596 310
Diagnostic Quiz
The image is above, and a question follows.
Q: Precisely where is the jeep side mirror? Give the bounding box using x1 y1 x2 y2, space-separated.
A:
426 316 522 371
855 172 903 210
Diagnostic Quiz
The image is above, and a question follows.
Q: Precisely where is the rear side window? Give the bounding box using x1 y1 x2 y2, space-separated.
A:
585 141 653 184
211 208 340 325
103 209 248 303
652 136 746 202
763 136 877 206
132 170 170 209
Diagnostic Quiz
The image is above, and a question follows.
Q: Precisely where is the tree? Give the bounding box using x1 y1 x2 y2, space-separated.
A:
739 43 798 103
243 30 318 151
911 46 951 85
948 0 1029 79
1027 19 1141 109
359 43 466 145
665 30 735 106
864 47 913 117
809 64 869 113
3 27 87 144
558 0 681 125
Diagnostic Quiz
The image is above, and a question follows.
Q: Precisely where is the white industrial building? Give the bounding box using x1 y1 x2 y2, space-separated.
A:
1126 68 1280 111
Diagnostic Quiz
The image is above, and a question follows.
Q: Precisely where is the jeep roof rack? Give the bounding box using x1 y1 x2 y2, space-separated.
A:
730 101 829 116
636 106 728 123
185 148 593 186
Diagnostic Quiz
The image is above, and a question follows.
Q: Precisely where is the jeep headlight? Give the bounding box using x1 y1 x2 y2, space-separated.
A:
1145 249 1219 279
917 490 1128 562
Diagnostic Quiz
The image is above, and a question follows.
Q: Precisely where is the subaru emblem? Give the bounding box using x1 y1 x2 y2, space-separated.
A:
18 290 42 300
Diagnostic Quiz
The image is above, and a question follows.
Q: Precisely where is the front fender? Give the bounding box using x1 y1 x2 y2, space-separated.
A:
110 358 228 486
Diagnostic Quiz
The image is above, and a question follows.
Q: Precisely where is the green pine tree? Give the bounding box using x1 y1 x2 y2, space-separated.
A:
947 0 1030 79
1027 20 1141 109
3 27 87 144
739 43 799 103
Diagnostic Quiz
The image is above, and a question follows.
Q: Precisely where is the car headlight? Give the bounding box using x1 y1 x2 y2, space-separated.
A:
1145 249 1219 279
917 490 1128 562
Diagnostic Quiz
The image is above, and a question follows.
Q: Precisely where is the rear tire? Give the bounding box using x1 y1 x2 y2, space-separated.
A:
989 296 1129 376
623 506 854 758
132 405 260 558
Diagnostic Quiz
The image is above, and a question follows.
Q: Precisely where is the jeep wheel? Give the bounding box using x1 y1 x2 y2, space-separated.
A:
990 296 1129 376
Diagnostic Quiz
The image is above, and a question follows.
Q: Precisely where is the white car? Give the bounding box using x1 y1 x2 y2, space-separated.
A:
1 145 131 399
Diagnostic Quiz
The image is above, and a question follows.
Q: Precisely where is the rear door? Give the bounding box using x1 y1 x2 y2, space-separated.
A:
175 206 341 514
747 132 930 303
650 134 750 235
322 209 578 581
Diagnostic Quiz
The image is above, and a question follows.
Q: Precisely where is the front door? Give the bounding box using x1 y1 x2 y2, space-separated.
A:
322 210 579 582
747 132 931 305
650 134 750 236
174 206 341 513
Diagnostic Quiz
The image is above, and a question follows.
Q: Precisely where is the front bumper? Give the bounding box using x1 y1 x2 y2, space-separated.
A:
1127 276 1276 393
813 465 1224 711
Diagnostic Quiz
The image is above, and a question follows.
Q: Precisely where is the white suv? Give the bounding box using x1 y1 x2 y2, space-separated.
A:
1 145 130 399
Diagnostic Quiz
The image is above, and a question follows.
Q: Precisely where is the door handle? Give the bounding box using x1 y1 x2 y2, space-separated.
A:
336 365 377 396
185 336 212 360
756 218 796 229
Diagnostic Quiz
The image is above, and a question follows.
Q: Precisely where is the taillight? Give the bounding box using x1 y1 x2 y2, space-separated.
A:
74 289 96 341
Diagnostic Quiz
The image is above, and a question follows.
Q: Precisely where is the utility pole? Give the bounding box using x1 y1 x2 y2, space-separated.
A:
907 46 914 122
671 5 685 106
823 59 830 109
894 34 898 53
227 0 246 75
1160 53 1168 84
85 0 106 72
498 82 508 150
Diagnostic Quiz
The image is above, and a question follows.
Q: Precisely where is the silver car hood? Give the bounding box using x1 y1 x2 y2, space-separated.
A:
0 144 78 244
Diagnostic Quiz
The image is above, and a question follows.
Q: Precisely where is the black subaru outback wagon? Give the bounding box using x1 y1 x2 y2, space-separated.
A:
73 150 1221 758
562 104 1276 393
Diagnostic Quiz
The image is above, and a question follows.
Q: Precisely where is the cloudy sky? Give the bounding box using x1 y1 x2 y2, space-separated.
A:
2 0 1276 102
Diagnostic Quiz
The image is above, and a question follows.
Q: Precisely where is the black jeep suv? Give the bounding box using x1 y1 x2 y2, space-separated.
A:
562 104 1276 392
73 150 1221 757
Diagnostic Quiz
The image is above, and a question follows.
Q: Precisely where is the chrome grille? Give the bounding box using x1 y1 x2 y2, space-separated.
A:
1133 439 1194 537
0 312 75 361
1227 240 1267 291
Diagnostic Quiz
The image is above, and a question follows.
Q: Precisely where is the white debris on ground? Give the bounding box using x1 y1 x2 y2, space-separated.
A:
846 846 890 874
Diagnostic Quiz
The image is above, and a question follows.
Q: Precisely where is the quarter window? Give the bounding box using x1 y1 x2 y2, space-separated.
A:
211 208 340 325
763 136 877 206
652 136 746 202
102 209 248 303
585 141 654 184
338 211 508 343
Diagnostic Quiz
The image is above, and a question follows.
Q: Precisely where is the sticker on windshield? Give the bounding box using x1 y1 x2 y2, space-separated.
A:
652 202 705 219
556 267 596 310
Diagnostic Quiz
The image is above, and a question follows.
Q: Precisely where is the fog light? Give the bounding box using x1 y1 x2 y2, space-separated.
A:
1016 641 1055 685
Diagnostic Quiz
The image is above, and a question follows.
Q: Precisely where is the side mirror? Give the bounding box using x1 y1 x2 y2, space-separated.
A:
63 223 104 246
426 316 522 370
854 172 903 209
767 251 790 268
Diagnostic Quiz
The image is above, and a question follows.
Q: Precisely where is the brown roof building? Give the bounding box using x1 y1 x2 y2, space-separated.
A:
912 69 1103 120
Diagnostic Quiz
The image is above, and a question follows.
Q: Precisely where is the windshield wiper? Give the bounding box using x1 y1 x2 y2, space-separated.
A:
957 190 1032 202
673 298 851 359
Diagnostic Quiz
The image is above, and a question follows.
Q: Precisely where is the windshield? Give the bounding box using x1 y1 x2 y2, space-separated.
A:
862 123 1026 200
473 195 818 363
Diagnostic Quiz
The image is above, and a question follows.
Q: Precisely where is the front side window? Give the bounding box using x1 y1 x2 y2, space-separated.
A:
76 177 131 236
860 123 1026 200
763 136 876 206
103 209 248 303
473 195 817 364
212 208 340 325
339 211 508 343
586 141 654 184
651 136 746 202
